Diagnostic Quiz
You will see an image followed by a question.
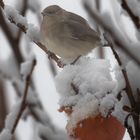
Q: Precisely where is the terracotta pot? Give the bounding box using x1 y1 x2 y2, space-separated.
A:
59 106 125 140
68 114 125 140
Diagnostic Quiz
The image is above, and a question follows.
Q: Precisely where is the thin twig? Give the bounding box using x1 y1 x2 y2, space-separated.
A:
11 59 36 134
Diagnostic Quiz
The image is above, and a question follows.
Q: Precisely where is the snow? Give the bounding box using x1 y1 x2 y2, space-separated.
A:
4 5 28 28
28 0 41 13
55 57 125 132
112 91 129 124
12 78 39 106
0 129 12 140
33 107 52 126
126 0 140 19
110 0 136 42
20 58 35 78
26 24 40 42
0 55 19 79
3 5 40 43
5 100 22 131
99 94 117 117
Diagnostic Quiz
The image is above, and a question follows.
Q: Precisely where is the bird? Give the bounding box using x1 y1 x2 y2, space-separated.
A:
40 5 101 63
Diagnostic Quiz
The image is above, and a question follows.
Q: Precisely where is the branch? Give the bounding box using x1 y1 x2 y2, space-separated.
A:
121 0 140 29
0 8 23 64
104 35 140 140
104 35 136 107
0 0 64 68
83 2 140 68
16 0 28 43
11 59 36 134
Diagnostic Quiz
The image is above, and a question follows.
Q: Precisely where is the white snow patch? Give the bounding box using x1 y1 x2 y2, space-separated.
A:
4 5 28 28
0 129 12 140
55 58 123 132
27 24 40 42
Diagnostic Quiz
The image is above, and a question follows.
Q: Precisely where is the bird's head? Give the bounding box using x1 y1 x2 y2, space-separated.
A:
41 5 63 17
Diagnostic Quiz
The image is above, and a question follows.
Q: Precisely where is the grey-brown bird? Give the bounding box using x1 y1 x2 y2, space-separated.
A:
40 5 101 62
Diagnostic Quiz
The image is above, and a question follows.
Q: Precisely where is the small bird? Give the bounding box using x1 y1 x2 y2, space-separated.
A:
40 5 101 62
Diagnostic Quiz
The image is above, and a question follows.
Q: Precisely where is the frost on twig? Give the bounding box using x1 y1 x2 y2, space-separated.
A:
0 59 36 139
0 0 64 68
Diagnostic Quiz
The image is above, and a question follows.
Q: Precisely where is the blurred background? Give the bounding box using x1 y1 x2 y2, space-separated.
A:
0 0 135 139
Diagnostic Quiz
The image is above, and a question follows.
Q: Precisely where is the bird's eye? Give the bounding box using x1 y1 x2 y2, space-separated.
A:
47 10 55 15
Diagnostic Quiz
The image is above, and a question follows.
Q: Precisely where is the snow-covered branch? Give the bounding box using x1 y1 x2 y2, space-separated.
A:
83 2 140 68
121 0 140 29
0 59 36 140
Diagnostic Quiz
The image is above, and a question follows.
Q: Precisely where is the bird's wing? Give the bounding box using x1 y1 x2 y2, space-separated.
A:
60 20 101 43
67 12 89 26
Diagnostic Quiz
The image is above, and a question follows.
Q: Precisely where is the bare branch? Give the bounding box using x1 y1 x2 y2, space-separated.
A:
11 59 36 134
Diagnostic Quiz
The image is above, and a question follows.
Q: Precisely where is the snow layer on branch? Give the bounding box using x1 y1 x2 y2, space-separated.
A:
12 78 39 105
126 0 140 18
37 124 69 140
55 57 122 131
0 129 12 140
4 5 40 42
4 5 28 28
126 61 140 93
20 57 35 78
33 107 52 127
27 24 40 42
113 64 126 92
5 100 21 131
0 54 19 78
